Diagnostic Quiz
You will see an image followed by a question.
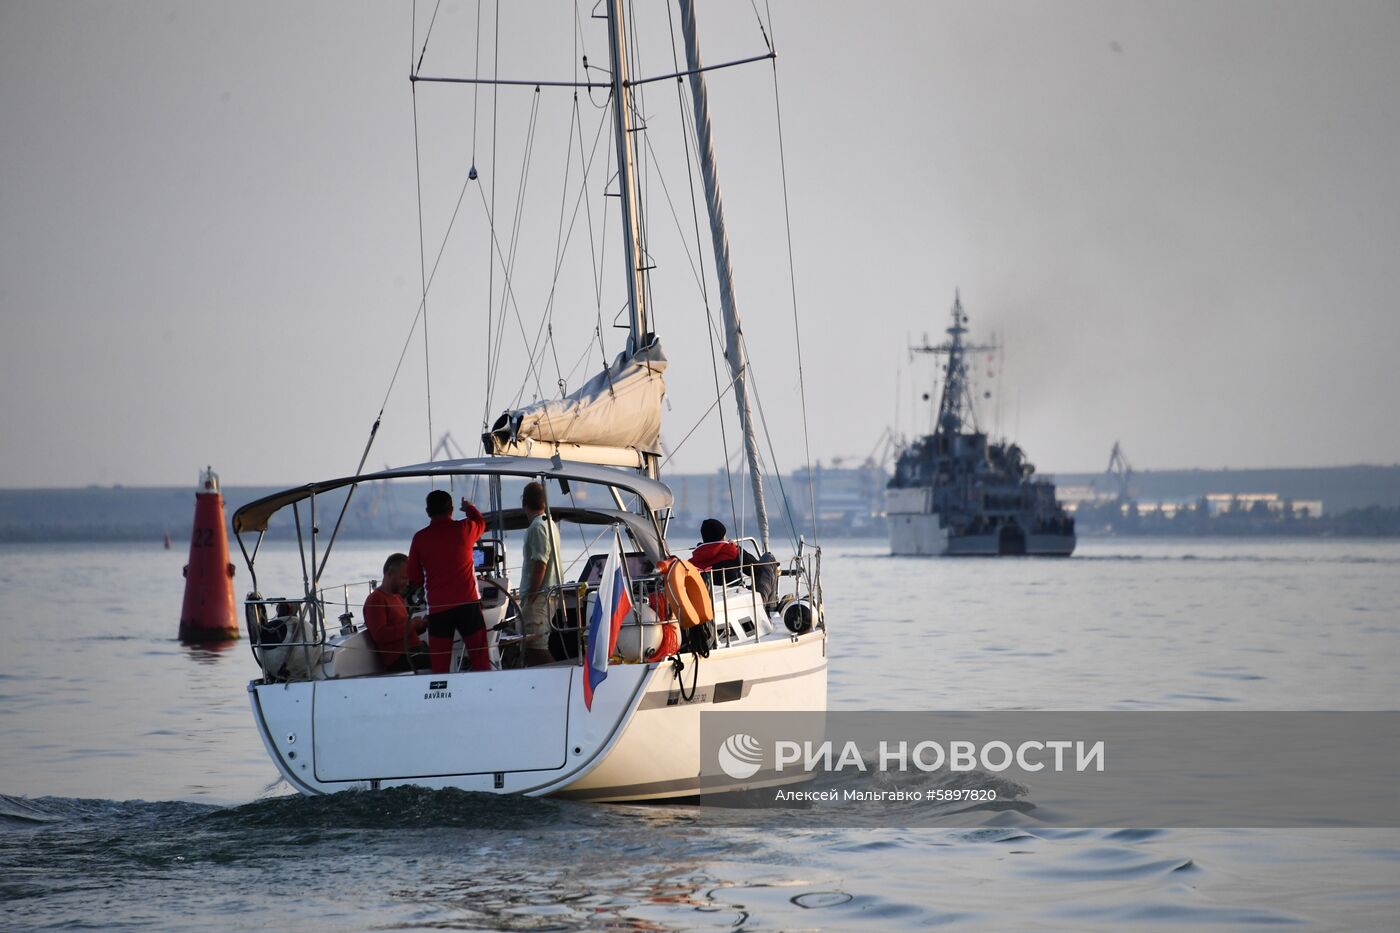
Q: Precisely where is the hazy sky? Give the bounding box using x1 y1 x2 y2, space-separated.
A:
2 0 1398 488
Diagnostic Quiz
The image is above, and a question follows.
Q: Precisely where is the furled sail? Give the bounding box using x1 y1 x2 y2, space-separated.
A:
482 337 667 467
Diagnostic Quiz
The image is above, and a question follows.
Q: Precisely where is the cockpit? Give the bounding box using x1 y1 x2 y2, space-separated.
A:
232 456 822 684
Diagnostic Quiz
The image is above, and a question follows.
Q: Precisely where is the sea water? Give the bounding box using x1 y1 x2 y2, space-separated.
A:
1 538 1397 929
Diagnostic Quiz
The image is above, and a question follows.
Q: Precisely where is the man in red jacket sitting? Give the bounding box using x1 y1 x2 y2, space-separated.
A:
407 490 489 673
691 518 779 610
691 518 745 577
362 552 428 672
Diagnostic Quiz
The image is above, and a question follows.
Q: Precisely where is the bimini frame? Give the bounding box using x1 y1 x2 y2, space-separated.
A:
231 456 673 647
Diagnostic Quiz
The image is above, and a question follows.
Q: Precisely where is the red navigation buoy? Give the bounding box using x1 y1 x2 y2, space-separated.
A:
179 466 239 642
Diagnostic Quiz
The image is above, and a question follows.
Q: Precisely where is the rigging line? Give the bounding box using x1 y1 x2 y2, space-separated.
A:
665 0 736 531
520 75 615 395
411 82 436 471
595 101 612 334
480 0 502 434
574 18 603 315
740 359 805 553
728 361 806 551
579 4 611 111
561 521 611 577
488 88 618 432
638 126 707 298
544 97 580 394
561 337 595 386
490 90 543 409
473 182 554 414
488 87 544 400
471 0 482 160
564 485 602 565
761 0 778 50
749 0 772 52
767 31 818 544
519 141 605 406
520 94 612 399
491 90 540 370
487 101 536 398
579 105 608 382
660 369 739 467
518 171 577 404
376 158 483 417
625 1 707 292
525 97 628 384
414 0 445 75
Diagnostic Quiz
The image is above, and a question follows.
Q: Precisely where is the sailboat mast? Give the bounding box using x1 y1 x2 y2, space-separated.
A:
605 0 649 351
678 0 771 552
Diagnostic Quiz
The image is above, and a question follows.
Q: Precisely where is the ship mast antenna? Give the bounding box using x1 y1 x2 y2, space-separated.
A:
909 291 999 438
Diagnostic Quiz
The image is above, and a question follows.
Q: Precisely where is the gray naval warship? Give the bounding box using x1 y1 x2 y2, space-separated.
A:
887 294 1076 556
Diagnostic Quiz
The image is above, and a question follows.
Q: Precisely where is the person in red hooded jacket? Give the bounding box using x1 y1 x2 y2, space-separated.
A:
407 489 489 673
691 518 742 577
692 518 779 609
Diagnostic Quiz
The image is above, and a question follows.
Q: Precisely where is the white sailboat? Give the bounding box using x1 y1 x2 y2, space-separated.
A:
232 0 826 801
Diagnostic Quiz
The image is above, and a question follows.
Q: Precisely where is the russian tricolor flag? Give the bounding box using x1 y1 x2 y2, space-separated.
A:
583 533 632 711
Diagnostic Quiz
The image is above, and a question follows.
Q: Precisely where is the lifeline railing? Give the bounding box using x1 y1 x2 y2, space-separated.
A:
699 537 824 648
244 594 328 682
244 538 824 683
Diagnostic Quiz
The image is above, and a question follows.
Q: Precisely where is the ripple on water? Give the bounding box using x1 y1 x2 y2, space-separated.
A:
708 880 971 928
1055 900 1305 926
1103 827 1167 842
1165 692 1242 703
1014 844 1198 882
1194 668 1267 681
791 890 854 908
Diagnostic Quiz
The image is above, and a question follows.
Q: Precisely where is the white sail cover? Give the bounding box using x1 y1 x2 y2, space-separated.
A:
483 339 667 463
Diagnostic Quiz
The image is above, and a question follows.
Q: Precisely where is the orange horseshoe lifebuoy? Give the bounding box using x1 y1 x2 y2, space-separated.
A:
661 557 713 631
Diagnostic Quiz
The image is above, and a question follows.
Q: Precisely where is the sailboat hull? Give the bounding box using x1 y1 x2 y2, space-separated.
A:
249 630 826 800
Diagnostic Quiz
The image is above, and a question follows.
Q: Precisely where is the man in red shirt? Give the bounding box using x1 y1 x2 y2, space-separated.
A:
362 552 428 672
407 490 489 673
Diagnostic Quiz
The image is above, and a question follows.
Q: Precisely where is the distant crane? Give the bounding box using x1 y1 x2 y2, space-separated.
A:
351 461 397 531
824 428 901 472
433 431 472 462
863 426 902 472
1104 441 1134 504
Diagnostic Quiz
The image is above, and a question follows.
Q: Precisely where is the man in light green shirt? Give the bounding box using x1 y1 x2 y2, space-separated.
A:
520 481 562 667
